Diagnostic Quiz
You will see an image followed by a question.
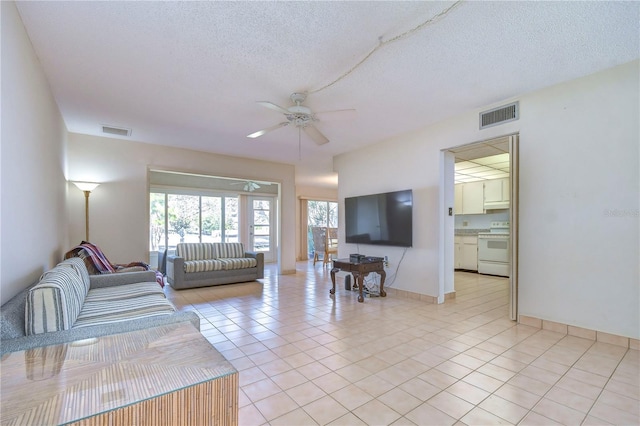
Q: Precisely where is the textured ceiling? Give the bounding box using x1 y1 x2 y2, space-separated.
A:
15 1 639 188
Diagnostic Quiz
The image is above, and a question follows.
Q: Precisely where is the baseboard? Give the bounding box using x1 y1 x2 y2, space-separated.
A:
445 291 456 300
385 287 437 304
518 315 639 350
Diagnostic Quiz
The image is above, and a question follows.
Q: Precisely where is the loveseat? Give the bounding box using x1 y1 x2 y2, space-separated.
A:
1 257 199 354
166 242 264 290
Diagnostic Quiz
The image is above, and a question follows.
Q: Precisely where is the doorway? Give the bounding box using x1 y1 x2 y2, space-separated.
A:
248 195 277 263
440 134 519 320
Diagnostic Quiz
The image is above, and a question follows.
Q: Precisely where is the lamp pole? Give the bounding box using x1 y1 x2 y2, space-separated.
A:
83 190 91 241
72 182 100 242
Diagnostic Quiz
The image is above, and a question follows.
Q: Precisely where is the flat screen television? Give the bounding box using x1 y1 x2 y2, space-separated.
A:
345 189 413 247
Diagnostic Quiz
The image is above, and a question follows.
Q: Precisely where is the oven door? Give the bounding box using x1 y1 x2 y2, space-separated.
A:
477 235 510 263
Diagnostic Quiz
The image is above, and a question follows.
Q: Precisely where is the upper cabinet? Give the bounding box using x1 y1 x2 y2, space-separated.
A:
455 181 484 214
483 178 510 209
455 178 510 214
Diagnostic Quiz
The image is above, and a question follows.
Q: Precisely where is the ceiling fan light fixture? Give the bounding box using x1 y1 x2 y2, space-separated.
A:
247 91 351 147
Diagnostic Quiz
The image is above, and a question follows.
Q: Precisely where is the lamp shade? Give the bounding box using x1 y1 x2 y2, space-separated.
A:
72 182 100 192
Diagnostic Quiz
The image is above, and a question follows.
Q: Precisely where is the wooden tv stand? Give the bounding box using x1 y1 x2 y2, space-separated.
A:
330 258 386 303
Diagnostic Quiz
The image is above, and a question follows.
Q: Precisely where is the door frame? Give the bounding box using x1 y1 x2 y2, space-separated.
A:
439 133 519 320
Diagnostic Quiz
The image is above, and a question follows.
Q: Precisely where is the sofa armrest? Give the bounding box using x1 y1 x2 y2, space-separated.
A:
166 254 185 288
245 251 264 279
89 270 157 289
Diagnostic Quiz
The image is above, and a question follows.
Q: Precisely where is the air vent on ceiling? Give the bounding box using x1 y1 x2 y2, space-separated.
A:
479 102 519 130
101 125 131 137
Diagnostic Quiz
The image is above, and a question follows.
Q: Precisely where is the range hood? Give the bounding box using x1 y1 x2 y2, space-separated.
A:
484 200 510 210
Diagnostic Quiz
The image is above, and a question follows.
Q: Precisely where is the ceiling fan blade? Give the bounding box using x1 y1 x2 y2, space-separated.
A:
257 101 290 114
314 109 356 122
303 125 329 145
247 122 289 138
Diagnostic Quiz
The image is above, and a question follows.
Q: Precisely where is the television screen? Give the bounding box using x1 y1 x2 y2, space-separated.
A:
345 189 413 247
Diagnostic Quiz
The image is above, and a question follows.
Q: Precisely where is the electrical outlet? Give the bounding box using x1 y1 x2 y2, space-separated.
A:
384 255 389 268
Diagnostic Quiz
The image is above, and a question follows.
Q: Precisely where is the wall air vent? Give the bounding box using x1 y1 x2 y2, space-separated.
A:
479 102 519 130
101 125 131 137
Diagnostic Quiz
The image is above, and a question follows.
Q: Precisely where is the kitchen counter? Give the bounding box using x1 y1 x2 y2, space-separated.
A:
455 228 489 236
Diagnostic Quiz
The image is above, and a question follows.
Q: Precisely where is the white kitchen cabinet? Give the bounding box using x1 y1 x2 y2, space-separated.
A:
454 235 478 271
461 181 484 214
455 182 484 215
503 178 510 202
483 179 502 203
484 178 510 205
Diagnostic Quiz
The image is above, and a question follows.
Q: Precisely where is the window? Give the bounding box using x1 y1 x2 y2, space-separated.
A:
150 191 238 252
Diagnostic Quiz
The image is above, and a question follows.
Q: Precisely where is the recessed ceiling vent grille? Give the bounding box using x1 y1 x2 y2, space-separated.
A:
480 102 519 129
101 125 131 137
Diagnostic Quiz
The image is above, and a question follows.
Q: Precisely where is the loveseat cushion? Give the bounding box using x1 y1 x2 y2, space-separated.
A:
182 257 257 273
183 259 225 273
212 243 245 259
218 258 258 270
176 243 215 261
176 242 247 261
75 294 176 328
25 266 87 335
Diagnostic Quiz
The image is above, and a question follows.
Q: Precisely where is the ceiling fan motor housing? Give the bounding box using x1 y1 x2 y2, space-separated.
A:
287 94 313 126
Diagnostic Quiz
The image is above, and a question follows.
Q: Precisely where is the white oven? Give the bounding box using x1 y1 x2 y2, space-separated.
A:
477 221 510 277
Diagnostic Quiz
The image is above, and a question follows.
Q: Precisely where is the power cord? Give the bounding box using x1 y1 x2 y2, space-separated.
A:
308 1 463 95
383 247 409 288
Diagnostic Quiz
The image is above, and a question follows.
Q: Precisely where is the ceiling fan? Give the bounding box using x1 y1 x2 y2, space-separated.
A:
230 180 263 192
247 92 355 145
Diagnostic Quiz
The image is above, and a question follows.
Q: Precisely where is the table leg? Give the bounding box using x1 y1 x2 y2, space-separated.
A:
379 269 387 297
355 272 364 303
330 268 338 295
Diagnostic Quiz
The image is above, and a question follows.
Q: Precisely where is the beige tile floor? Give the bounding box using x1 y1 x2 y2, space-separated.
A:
165 263 639 426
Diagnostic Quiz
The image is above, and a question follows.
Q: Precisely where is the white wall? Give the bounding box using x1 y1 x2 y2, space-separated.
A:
1 1 69 304
67 134 298 274
335 60 639 338
517 61 638 338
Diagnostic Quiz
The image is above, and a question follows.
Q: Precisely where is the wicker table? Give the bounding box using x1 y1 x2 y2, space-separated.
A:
1 322 238 425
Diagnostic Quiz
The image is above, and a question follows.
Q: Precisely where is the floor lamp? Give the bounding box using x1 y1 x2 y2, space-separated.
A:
72 182 100 242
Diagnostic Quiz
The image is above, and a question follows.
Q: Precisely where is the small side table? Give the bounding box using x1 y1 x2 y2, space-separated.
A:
330 258 386 302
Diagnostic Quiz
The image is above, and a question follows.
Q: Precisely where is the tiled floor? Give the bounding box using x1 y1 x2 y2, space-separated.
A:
165 263 639 426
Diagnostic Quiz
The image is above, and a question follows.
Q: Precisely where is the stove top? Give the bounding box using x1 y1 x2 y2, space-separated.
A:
480 221 510 235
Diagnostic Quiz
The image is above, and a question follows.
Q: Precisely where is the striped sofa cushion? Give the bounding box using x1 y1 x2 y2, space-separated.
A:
176 243 215 261
219 258 257 270
75 294 176 328
213 243 245 258
183 259 225 273
25 266 87 335
59 257 91 294
84 282 165 303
